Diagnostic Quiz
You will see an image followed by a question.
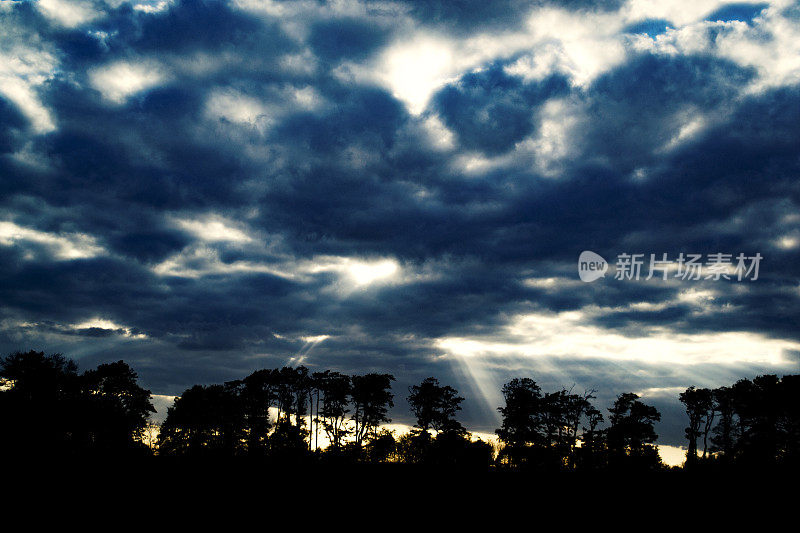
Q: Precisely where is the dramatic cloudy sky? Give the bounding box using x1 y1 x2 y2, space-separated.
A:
2 0 800 452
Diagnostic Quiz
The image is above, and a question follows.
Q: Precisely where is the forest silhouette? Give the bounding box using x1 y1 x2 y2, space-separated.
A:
2 349 799 472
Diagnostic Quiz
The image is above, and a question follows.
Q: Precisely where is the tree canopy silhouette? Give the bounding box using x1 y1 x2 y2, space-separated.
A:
681 374 800 468
6 348 800 473
606 392 662 470
0 350 153 457
496 379 603 470
407 377 465 434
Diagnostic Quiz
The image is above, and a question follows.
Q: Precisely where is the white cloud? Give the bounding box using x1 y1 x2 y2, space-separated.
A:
373 34 456 115
204 85 325 130
0 220 105 260
300 334 330 344
72 317 148 338
517 97 582 176
131 0 173 14
660 111 708 152
775 235 799 250
290 85 324 110
280 50 319 75
205 89 270 126
89 61 168 104
523 8 627 86
635 386 688 399
341 1 800 120
628 5 800 94
37 0 103 28
150 244 423 295
232 0 295 18
0 76 56 133
0 39 58 133
350 7 628 115
172 214 254 243
419 114 456 151
300 256 402 289
623 0 730 27
436 309 800 367
345 259 399 286
716 6 800 93
152 246 283 278
7 316 147 341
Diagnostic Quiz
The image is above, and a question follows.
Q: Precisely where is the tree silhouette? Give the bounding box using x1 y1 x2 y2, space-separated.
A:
574 405 605 470
778 375 800 465
402 378 490 468
239 369 276 456
0 350 79 455
79 360 155 453
0 350 153 456
315 370 352 449
607 393 661 470
681 374 800 468
710 385 735 461
496 378 544 467
364 429 396 462
407 377 465 435
496 379 600 470
158 384 244 456
350 373 394 449
680 386 709 466
10 346 800 472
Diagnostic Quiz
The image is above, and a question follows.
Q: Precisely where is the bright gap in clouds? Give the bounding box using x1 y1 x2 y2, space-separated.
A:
301 256 402 288
71 317 148 339
369 6 629 115
363 1 800 120
379 35 455 115
289 334 331 365
437 310 800 366
437 307 800 438
346 259 399 286
151 232 403 291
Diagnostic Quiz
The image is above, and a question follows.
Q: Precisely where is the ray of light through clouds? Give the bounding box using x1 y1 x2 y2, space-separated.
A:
2 0 800 461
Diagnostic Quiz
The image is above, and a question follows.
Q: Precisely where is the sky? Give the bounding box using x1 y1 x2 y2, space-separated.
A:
1 0 800 454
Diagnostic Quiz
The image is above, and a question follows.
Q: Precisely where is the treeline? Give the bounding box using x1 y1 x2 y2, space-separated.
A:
158 372 494 467
0 350 153 457
679 375 800 468
0 350 660 469
494 380 661 471
4 350 799 471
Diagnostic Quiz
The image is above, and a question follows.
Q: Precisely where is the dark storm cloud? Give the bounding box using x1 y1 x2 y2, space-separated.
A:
432 65 569 155
0 98 26 154
581 54 755 171
2 0 800 447
388 0 535 33
308 17 392 63
271 86 406 156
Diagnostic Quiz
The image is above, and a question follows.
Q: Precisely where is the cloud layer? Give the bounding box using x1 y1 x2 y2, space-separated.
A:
2 0 800 445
